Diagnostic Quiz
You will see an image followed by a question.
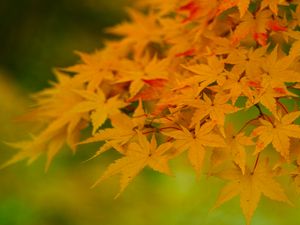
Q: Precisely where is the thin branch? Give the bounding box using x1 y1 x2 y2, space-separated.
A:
251 153 260 174
254 104 273 124
237 117 260 134
276 99 288 114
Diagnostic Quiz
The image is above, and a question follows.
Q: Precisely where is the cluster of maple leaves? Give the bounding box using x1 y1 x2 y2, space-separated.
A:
4 0 300 224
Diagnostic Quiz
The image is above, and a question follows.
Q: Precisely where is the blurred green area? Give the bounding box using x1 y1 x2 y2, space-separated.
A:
0 0 128 92
1 1 300 225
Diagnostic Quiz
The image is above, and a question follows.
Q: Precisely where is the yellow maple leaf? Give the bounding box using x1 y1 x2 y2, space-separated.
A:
62 50 116 91
247 47 300 115
219 70 257 104
1 137 45 170
107 8 162 57
182 55 225 90
116 55 169 98
80 100 146 158
3 70 88 170
72 89 126 134
255 83 291 116
212 125 254 174
217 0 250 17
162 122 226 175
92 133 173 197
260 0 288 15
225 47 266 78
137 0 177 16
252 111 300 159
213 160 291 225
189 93 238 127
261 47 300 85
231 10 272 45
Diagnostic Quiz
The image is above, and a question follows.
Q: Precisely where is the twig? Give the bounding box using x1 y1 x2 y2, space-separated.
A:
251 153 260 174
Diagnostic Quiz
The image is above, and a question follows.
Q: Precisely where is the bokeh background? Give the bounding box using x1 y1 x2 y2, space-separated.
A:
1 1 300 225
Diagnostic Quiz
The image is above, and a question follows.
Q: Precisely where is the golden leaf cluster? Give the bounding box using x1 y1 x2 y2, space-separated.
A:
5 0 300 224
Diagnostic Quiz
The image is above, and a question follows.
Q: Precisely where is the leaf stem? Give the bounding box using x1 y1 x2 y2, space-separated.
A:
237 117 259 134
255 104 273 124
276 99 288 114
252 153 260 174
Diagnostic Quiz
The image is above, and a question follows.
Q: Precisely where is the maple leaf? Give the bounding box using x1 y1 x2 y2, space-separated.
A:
260 0 289 15
162 122 226 175
162 83 203 110
137 0 177 16
189 93 238 127
236 0 251 17
267 19 287 32
225 47 266 77
219 70 257 104
72 89 126 134
2 122 83 172
116 55 169 98
254 83 293 116
252 111 300 159
177 0 219 25
231 10 272 45
261 47 300 85
212 125 254 174
182 56 225 90
289 38 300 59
128 78 168 102
62 51 115 91
3 70 89 170
107 8 162 57
254 47 300 114
290 4 300 29
217 0 250 17
253 32 269 46
31 69 84 118
80 100 146 158
213 160 291 225
92 133 173 197
1 138 45 170
178 1 202 23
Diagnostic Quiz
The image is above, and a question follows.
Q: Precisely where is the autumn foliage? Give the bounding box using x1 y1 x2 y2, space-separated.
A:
4 0 300 224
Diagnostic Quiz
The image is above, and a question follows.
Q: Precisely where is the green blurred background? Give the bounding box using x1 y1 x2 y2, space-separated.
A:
0 1 300 225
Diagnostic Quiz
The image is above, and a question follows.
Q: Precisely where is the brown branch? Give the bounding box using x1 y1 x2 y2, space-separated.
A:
251 153 261 174
254 104 273 124
276 99 288 114
237 117 260 134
